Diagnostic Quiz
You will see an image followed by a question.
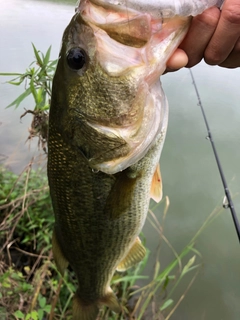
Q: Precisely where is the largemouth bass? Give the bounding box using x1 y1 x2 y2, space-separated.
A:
48 1 220 319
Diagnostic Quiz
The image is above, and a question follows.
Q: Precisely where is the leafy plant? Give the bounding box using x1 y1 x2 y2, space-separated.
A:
1 44 56 111
0 44 57 152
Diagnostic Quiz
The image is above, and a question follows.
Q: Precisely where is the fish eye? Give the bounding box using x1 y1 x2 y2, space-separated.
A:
67 47 87 70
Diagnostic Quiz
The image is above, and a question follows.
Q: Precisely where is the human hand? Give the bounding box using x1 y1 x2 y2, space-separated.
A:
166 0 240 71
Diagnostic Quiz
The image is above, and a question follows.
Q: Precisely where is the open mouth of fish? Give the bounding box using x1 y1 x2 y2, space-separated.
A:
71 0 192 174
68 0 214 174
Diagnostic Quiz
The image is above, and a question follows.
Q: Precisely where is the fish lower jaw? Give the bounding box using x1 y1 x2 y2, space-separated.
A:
88 83 168 175
90 126 166 174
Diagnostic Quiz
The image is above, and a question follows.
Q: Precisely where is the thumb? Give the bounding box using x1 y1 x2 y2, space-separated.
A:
165 48 188 73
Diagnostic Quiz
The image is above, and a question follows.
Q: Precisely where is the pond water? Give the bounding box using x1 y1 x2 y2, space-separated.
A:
1 0 240 319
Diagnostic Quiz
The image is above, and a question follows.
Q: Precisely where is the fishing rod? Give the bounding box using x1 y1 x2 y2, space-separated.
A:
189 69 240 243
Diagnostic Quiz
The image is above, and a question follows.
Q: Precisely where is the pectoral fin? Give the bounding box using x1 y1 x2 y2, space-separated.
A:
150 163 162 203
117 237 146 272
52 229 69 276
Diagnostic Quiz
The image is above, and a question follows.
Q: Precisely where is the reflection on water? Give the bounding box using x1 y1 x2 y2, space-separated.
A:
0 1 240 319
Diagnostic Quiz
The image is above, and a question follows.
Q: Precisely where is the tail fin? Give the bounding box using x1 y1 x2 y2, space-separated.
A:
73 294 99 320
73 288 121 320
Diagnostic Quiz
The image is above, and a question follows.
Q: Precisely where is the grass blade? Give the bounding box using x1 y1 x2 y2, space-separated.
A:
6 87 32 109
32 43 43 66
43 46 52 65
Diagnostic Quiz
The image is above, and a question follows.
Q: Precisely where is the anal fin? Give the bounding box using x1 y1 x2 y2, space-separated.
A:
150 163 162 203
117 237 146 272
52 229 69 276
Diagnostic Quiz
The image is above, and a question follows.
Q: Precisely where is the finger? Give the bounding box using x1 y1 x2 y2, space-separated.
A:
166 48 188 71
218 37 240 68
204 0 240 65
179 6 220 68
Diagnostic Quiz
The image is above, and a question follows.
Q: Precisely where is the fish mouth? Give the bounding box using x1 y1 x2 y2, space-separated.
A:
78 0 191 78
74 0 191 174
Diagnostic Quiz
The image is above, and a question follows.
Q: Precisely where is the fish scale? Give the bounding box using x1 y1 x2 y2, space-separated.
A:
48 118 164 314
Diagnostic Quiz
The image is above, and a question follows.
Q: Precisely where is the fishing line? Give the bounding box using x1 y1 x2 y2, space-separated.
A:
189 69 240 243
